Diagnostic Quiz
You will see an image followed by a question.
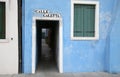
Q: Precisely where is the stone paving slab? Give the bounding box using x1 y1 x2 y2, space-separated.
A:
0 72 120 77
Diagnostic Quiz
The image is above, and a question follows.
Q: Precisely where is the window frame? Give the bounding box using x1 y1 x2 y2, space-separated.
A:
0 0 9 42
71 0 99 40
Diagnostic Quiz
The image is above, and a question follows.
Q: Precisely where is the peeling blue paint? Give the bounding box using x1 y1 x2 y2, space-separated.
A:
22 0 120 74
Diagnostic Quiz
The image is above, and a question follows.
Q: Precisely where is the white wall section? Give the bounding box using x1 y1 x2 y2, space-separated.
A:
0 0 18 74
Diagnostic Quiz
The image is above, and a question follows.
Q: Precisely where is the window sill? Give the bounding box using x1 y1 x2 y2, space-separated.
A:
71 37 99 40
0 38 9 43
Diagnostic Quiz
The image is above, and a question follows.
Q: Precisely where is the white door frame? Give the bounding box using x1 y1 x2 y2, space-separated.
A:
32 17 63 73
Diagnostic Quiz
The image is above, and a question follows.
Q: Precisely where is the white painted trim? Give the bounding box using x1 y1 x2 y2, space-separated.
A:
32 17 36 73
32 16 63 73
71 0 99 40
59 18 63 73
0 0 9 42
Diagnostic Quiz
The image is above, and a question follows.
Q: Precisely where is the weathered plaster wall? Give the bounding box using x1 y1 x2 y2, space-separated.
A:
22 0 32 73
22 0 120 73
109 0 120 73
63 0 115 72
0 0 18 74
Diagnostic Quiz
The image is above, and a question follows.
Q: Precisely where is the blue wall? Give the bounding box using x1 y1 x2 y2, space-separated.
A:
22 0 32 73
109 0 120 73
22 0 120 73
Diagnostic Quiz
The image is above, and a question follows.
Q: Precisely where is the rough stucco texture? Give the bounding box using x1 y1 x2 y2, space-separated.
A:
109 0 120 73
22 0 120 73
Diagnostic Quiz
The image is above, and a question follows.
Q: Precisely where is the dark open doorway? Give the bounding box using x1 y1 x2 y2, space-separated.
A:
36 20 59 73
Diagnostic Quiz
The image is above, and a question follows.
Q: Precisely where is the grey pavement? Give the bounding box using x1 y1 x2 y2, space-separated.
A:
0 72 120 77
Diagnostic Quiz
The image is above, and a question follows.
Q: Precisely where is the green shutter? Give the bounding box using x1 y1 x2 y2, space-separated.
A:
74 4 95 37
74 4 84 37
0 2 5 39
84 5 95 37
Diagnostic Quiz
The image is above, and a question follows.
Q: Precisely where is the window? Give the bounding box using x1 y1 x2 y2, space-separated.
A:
71 1 99 40
0 0 9 42
0 2 5 39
